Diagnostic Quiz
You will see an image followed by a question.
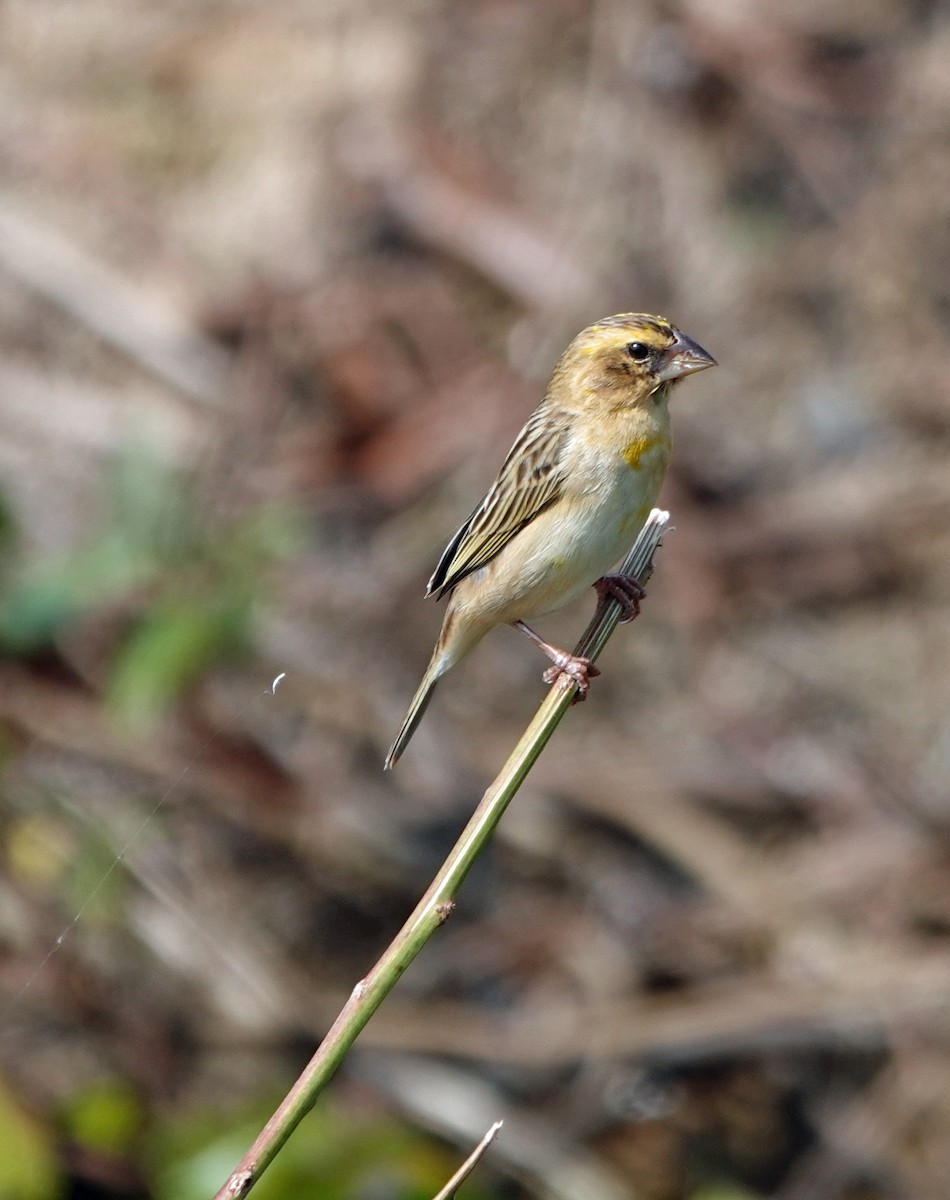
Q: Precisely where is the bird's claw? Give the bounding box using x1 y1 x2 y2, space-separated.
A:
594 574 645 622
542 654 600 702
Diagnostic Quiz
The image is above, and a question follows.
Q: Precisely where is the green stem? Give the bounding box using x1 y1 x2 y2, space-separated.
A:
213 509 671 1200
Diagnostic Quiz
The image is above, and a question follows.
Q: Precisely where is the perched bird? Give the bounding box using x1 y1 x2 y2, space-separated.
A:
384 314 715 769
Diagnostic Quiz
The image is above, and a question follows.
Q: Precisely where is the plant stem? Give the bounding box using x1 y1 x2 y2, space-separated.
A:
431 1121 504 1200
213 509 671 1200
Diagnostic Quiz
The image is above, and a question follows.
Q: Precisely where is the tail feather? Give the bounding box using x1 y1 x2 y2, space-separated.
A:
385 607 488 769
384 664 442 769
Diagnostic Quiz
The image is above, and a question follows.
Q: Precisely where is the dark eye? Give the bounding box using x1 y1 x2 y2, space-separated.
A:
625 341 650 363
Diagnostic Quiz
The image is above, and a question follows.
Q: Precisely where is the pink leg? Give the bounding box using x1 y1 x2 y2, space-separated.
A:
513 620 601 700
594 574 645 623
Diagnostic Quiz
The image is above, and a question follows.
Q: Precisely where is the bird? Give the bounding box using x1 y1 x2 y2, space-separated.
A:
384 313 715 769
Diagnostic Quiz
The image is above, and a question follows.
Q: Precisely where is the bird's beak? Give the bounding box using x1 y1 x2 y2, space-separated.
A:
656 330 716 382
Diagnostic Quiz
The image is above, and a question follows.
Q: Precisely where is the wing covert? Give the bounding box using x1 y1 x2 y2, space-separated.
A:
426 407 569 599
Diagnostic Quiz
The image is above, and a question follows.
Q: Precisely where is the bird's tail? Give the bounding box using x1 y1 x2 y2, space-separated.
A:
384 657 443 770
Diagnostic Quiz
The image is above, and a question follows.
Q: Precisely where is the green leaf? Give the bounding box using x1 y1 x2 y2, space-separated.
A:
152 1099 495 1200
61 1079 145 1157
0 1078 60 1200
108 596 249 730
0 532 157 651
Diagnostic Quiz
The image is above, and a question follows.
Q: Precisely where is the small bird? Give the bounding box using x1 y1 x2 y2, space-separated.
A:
385 314 715 769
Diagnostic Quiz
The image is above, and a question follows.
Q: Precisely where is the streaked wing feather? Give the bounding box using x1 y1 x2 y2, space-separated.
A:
427 407 569 598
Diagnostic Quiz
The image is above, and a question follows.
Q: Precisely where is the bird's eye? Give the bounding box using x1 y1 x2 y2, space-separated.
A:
625 341 650 363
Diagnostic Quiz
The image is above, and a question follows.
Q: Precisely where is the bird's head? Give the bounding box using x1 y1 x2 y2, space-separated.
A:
552 313 716 411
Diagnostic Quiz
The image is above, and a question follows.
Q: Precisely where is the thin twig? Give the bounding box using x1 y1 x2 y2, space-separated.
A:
360 1055 632 1200
431 1121 503 1200
212 509 671 1200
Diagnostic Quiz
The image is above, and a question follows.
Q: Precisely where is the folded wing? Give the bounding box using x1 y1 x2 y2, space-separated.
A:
427 406 570 599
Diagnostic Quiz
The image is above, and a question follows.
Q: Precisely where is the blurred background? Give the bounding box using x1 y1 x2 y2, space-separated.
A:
1 1 949 1197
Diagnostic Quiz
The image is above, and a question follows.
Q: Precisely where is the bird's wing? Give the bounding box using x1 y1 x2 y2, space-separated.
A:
427 406 570 599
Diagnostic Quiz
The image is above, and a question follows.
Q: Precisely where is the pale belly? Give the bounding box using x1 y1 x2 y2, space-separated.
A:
453 444 665 626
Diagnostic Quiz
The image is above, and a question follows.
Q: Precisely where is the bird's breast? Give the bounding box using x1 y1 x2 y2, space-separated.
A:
622 430 667 471
451 418 671 625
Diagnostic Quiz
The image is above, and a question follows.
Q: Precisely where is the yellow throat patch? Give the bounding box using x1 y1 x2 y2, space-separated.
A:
622 433 662 470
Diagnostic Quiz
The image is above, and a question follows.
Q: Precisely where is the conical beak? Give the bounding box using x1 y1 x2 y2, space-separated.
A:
656 330 716 383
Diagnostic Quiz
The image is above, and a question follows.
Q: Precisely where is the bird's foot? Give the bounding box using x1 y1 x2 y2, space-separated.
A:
594 574 645 622
513 619 601 702
542 654 601 700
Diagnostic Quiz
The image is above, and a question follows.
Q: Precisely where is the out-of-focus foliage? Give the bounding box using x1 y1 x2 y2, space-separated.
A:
153 1096 495 1200
62 1078 146 1159
0 1076 59 1200
0 443 300 727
